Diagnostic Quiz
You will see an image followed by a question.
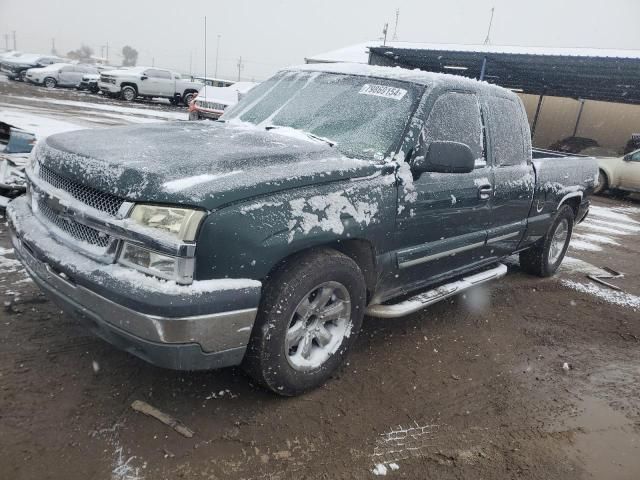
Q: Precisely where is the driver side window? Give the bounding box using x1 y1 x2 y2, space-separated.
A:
422 92 484 166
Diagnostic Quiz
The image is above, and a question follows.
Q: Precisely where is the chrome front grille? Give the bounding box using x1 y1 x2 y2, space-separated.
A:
38 163 124 216
37 196 110 249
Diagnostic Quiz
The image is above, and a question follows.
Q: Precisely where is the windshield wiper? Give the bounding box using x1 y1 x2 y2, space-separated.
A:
265 125 336 147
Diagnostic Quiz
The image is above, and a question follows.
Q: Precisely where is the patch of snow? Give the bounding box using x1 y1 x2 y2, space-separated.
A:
572 233 619 246
561 280 640 310
569 239 603 252
372 464 388 476
162 171 243 193
11 96 187 121
287 190 378 241
579 221 632 236
396 161 417 203
589 205 640 225
0 108 85 138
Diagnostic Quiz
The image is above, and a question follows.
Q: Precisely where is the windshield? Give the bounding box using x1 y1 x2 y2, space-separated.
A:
222 70 423 159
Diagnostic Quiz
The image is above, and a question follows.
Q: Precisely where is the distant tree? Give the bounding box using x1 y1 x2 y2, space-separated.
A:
122 46 138 67
67 45 94 63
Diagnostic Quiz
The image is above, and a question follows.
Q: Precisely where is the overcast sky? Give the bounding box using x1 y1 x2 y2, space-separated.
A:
1 0 638 80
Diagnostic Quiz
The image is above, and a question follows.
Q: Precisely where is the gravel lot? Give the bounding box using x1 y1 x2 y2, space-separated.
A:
1 78 639 480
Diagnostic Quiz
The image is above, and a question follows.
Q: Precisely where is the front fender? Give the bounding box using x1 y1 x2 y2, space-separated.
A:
194 175 397 281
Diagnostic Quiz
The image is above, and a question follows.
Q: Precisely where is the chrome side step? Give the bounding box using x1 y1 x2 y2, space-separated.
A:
365 263 508 319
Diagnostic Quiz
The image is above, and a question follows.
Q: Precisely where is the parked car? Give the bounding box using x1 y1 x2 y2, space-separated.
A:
25 63 100 88
189 81 257 120
77 73 100 93
98 66 201 105
7 63 597 395
0 53 64 81
0 121 35 207
594 148 640 195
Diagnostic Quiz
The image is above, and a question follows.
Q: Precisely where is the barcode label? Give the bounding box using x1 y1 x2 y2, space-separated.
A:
359 84 407 100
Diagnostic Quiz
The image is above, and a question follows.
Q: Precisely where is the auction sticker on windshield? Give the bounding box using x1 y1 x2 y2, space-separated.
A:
359 84 407 100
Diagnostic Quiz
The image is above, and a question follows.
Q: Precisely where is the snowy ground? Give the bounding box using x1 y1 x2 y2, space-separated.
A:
1 80 640 479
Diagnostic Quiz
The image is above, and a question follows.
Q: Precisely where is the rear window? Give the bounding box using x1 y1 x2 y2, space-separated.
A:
486 96 528 166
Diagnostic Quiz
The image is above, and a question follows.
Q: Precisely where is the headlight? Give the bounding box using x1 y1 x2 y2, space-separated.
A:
118 242 194 284
128 204 205 241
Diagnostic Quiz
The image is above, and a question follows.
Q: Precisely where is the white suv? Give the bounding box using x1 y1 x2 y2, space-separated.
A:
25 64 99 88
98 66 200 105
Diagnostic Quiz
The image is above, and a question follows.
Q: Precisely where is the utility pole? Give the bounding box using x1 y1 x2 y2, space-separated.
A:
105 42 109 64
214 34 221 78
12 31 16 50
483 7 495 45
152 56 155 67
382 23 388 46
392 8 400 41
237 56 243 81
204 16 207 80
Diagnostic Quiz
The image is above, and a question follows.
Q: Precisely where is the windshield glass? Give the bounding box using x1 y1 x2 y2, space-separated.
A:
222 70 423 159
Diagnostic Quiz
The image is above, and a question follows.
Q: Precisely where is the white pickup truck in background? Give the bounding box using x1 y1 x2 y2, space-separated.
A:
189 81 258 120
98 66 201 105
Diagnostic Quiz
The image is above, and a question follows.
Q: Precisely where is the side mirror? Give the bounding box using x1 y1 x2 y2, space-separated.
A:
140 75 148 81
412 141 475 175
623 154 632 162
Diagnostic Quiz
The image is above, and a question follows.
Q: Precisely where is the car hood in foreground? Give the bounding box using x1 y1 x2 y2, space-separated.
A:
34 121 382 211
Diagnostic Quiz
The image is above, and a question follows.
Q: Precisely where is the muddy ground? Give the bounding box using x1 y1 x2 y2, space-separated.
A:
1 79 640 480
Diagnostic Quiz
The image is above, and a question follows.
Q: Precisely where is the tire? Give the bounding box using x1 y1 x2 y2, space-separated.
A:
594 169 608 195
44 77 57 89
243 248 366 396
182 91 196 107
120 86 137 101
519 205 574 277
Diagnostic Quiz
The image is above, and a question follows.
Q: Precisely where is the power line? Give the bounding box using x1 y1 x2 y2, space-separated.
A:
484 7 495 45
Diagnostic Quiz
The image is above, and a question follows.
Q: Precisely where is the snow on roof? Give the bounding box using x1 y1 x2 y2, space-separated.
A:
290 62 497 90
371 42 640 59
307 41 640 64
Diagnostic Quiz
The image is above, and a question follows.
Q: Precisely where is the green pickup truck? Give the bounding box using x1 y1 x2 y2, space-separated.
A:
8 63 597 395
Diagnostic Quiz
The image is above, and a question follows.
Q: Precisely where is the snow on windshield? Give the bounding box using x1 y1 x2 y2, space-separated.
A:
223 70 422 160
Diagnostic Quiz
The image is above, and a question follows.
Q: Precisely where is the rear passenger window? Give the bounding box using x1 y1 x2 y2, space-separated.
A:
423 92 484 165
486 97 528 166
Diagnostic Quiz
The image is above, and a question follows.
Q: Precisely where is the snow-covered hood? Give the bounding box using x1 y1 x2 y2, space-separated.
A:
35 121 380 210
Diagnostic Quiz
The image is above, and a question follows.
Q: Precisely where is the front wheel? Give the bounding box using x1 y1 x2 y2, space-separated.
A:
44 77 57 89
519 205 574 277
120 86 137 101
243 248 366 396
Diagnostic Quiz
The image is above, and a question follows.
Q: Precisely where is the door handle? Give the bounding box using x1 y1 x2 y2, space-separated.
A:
478 184 493 200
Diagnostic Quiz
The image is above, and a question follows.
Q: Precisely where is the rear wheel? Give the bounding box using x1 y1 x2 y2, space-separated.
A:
594 169 608 194
243 248 366 396
120 86 137 101
44 77 57 89
519 205 574 277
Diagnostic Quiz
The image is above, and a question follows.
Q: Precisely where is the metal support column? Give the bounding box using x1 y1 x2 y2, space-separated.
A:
531 94 545 143
479 56 487 81
572 99 586 137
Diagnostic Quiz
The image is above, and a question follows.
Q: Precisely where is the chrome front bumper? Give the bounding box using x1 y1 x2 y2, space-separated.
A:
8 197 261 370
